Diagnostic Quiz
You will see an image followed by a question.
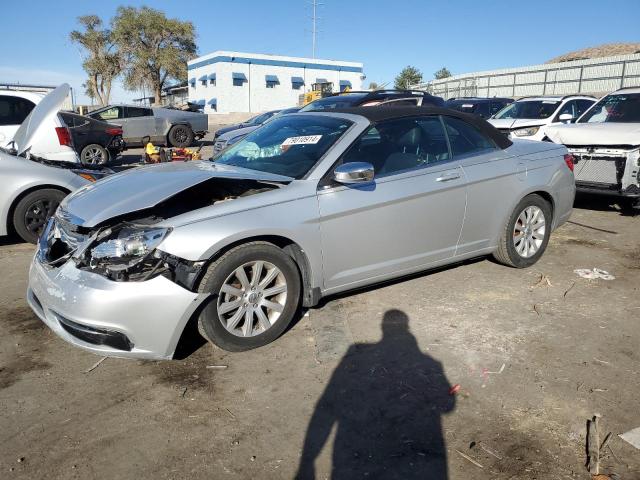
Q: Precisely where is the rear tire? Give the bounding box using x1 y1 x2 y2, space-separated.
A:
12 189 66 244
80 144 110 165
168 125 194 147
493 194 552 268
197 242 301 352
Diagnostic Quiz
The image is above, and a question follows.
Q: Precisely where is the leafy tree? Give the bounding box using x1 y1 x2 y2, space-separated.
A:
112 6 196 104
434 67 452 79
368 81 379 90
394 66 423 90
70 15 122 106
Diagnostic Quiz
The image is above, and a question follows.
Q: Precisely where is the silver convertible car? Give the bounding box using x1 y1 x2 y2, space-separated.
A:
28 107 575 359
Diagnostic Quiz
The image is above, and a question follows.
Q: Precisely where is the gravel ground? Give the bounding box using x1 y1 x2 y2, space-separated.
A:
1 194 639 480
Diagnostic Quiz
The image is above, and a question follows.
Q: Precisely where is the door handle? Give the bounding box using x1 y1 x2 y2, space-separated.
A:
436 172 461 182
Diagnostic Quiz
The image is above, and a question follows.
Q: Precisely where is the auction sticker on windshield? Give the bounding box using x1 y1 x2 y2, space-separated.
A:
282 135 322 146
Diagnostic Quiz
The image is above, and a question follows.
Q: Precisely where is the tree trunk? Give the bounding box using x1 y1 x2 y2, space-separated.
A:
154 86 162 106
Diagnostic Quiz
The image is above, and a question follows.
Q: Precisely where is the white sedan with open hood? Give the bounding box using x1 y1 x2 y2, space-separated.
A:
545 88 640 209
1 84 110 243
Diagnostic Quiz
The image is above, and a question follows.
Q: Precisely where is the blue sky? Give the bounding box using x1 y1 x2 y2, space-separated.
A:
2 0 639 104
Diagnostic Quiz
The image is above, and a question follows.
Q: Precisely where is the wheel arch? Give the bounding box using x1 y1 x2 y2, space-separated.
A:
196 234 319 308
5 184 71 235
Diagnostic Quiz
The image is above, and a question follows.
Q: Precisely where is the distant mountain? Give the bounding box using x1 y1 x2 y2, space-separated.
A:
548 43 640 63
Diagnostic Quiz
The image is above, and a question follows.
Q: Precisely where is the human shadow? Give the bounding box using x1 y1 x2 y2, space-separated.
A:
296 309 455 480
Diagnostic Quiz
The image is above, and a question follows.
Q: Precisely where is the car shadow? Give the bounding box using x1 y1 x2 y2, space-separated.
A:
574 192 639 217
295 309 454 479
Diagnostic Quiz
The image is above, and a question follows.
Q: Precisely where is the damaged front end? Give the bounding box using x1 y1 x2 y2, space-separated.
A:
37 177 282 291
569 144 640 198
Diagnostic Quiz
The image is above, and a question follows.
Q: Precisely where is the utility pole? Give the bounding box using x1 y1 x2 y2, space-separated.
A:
310 0 322 58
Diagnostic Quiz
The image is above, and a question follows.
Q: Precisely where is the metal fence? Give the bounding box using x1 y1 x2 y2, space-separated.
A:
414 53 640 100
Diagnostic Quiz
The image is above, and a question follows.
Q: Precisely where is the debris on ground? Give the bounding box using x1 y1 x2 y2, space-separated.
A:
83 357 107 374
587 415 600 474
206 365 228 370
478 442 503 460
531 273 553 289
563 281 576 298
619 426 640 450
455 449 483 468
574 268 615 280
449 384 461 395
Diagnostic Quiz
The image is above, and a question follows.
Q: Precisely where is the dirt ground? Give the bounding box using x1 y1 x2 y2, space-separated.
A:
1 190 639 479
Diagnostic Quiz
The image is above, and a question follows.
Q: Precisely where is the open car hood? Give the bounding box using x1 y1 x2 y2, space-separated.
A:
13 84 70 155
60 160 292 227
545 122 640 147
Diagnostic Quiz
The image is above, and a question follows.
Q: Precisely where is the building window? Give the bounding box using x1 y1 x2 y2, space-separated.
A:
232 72 247 87
265 75 279 89
291 76 304 90
210 78 216 86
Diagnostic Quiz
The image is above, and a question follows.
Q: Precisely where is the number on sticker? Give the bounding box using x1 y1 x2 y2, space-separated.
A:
281 135 322 146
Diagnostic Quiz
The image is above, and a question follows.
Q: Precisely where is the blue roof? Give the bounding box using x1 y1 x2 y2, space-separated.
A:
189 77 196 84
291 76 304 83
188 54 363 73
265 74 279 82
232 72 247 80
195 99 205 105
198 75 207 81
340 79 352 85
207 98 217 105
208 73 216 80
316 78 328 83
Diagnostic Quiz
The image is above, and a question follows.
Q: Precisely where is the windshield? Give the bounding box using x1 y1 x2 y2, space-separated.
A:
300 94 367 112
578 93 640 123
493 100 560 120
213 115 353 179
246 111 276 125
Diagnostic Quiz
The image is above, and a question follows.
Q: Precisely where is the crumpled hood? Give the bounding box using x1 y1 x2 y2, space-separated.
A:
545 122 640 146
60 161 292 227
488 118 547 130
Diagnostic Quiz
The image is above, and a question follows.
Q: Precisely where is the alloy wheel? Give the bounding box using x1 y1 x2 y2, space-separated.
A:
82 146 106 165
217 261 288 337
513 206 546 258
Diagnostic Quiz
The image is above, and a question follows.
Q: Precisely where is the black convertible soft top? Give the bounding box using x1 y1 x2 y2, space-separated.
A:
330 106 513 150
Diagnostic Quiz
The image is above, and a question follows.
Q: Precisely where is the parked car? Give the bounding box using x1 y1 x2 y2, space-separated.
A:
59 112 125 166
300 90 445 112
0 88 78 163
545 87 640 209
1 85 110 243
29 105 575 359
214 109 282 139
88 104 208 148
445 97 513 119
489 95 596 141
213 107 300 154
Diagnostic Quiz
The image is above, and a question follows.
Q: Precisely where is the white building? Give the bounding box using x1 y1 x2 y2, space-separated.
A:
187 51 364 114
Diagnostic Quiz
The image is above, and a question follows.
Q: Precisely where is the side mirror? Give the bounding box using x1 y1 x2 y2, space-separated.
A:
558 113 574 123
333 162 375 184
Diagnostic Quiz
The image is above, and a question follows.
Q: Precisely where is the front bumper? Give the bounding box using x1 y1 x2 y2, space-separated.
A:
27 257 208 360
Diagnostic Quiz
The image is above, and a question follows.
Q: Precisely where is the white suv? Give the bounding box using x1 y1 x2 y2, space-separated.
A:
488 95 596 141
0 89 78 163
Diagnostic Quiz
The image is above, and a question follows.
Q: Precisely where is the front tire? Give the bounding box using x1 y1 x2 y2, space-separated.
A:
197 242 301 352
168 125 194 147
12 189 66 244
493 194 552 268
80 144 110 165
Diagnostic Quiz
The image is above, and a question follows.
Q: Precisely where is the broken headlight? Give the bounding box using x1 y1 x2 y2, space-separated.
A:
90 226 171 271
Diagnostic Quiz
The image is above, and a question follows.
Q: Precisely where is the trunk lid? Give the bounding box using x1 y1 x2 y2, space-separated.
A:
13 84 70 156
